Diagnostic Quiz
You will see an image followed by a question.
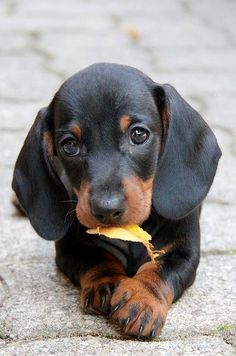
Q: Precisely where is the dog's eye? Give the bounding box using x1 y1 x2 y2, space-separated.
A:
62 139 80 156
130 127 150 145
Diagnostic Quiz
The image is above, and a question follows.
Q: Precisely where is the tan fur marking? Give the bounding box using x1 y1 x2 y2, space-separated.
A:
43 131 54 161
74 182 101 228
136 261 174 305
120 115 131 132
122 176 154 226
162 107 169 136
80 254 126 315
70 123 81 139
80 257 125 289
74 176 154 228
111 262 173 336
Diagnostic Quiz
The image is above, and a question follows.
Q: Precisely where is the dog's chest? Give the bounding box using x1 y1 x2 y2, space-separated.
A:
79 212 161 276
85 235 148 276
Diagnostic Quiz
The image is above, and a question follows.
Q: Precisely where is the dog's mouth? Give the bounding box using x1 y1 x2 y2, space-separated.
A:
75 205 151 230
73 176 154 229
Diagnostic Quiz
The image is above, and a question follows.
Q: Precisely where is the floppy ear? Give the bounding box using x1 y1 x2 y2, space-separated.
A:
152 84 222 220
12 107 72 240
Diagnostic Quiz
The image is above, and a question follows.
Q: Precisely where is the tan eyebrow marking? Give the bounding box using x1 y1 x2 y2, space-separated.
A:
43 131 54 161
120 115 132 132
70 123 81 139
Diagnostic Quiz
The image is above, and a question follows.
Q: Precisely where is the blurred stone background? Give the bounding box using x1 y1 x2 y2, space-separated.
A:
0 0 235 355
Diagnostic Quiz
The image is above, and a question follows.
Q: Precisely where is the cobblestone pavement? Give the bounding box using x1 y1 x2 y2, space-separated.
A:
0 0 236 355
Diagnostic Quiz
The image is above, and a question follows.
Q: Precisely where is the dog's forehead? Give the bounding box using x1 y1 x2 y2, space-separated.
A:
54 63 158 127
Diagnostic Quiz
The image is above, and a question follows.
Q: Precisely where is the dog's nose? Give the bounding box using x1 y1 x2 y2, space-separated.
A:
91 195 125 224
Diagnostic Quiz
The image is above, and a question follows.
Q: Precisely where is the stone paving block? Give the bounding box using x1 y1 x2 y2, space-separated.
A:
0 3 113 34
8 0 182 20
150 71 236 97
0 215 54 262
0 54 61 102
205 128 236 206
0 32 30 53
0 132 26 168
0 169 15 218
164 255 236 339
16 0 113 20
0 103 39 131
120 14 229 50
204 94 236 135
106 0 182 18
0 1 6 13
0 249 235 341
0 336 235 356
153 48 236 72
190 0 236 43
38 32 153 78
0 258 118 340
201 202 236 253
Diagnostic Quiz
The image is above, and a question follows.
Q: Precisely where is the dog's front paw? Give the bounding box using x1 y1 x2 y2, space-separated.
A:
80 274 125 315
110 277 169 338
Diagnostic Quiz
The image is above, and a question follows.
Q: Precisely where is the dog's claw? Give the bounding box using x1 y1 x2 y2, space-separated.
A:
138 325 144 338
125 317 130 327
150 329 156 338
101 295 106 308
110 303 120 315
85 296 91 310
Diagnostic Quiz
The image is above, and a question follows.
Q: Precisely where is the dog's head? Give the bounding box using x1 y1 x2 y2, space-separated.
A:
12 63 221 240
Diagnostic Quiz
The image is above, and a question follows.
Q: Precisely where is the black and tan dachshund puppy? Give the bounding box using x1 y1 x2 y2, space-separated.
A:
12 63 221 338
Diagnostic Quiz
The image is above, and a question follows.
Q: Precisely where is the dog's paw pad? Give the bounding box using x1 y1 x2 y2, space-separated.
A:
80 275 125 315
110 278 168 338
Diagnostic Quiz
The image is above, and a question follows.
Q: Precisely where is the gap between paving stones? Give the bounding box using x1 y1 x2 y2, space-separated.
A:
0 333 232 345
0 336 235 356
1 323 235 347
0 255 235 342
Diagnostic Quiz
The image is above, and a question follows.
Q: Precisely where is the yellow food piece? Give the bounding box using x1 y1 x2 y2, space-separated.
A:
86 225 164 263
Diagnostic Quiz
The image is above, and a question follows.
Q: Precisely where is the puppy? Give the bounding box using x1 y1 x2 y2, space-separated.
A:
12 63 221 338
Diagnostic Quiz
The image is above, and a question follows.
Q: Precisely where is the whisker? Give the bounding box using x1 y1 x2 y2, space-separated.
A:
66 208 76 217
64 207 76 224
68 214 77 228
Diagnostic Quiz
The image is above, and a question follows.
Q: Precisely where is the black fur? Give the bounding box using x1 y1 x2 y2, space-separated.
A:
12 63 221 337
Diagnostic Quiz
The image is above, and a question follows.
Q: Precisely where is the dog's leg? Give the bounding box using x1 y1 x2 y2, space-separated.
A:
55 233 127 315
110 211 200 338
